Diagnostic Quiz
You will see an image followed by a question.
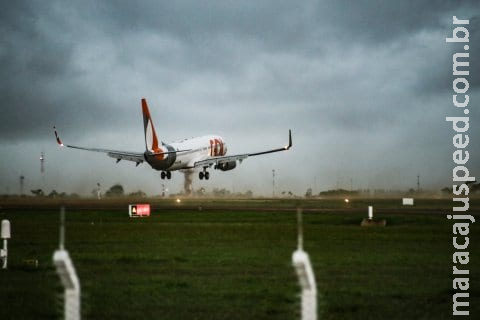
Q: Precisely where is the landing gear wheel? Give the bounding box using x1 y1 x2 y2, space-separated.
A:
161 172 166 180
166 171 172 179
205 172 210 180
199 172 204 180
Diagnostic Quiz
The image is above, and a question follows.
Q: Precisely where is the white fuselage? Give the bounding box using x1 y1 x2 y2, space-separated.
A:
145 135 227 171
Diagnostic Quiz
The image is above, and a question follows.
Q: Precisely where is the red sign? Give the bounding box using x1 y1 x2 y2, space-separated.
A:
129 204 151 217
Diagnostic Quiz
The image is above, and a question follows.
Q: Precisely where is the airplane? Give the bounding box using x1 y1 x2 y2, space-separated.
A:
54 98 292 180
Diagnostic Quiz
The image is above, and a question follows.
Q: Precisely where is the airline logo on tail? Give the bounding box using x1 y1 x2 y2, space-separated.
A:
141 98 164 159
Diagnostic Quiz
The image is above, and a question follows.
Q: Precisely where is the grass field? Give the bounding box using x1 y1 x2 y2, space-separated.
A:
1 197 479 319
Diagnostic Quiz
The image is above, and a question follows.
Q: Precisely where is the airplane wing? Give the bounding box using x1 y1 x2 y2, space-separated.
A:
194 129 292 168
54 127 146 165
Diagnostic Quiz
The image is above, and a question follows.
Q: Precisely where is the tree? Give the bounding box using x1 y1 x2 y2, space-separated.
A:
195 188 206 197
441 187 453 194
212 188 230 197
48 190 58 198
31 189 44 197
128 190 147 198
244 190 253 198
305 188 313 198
106 184 124 197
466 181 480 194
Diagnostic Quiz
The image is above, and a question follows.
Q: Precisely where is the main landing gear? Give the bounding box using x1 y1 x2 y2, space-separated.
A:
161 171 172 180
199 170 210 180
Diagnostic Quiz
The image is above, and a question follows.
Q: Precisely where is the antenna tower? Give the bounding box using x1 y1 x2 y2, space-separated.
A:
19 176 25 196
40 152 46 189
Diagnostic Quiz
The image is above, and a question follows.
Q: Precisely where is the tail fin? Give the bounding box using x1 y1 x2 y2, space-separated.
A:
141 98 161 152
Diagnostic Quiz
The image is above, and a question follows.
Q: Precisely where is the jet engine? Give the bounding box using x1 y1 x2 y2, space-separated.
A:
215 161 237 171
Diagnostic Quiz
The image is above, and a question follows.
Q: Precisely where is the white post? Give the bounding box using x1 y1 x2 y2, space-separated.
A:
368 206 373 220
293 250 317 320
1 239 7 269
53 250 81 320
292 209 317 320
1 220 11 269
53 207 81 320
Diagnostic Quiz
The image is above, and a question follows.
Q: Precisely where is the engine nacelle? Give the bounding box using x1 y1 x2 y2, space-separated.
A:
215 161 237 171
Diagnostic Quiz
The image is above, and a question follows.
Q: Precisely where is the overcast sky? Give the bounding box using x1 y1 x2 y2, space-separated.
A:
1 1 479 196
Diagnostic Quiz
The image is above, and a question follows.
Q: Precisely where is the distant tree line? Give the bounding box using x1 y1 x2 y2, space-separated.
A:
305 188 359 198
2 184 147 199
189 188 254 198
103 184 147 198
29 189 80 198
441 181 480 195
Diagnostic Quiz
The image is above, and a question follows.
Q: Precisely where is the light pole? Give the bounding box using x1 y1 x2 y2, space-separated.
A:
272 169 276 197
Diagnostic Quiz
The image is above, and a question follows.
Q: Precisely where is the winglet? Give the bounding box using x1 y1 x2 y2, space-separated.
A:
53 126 64 146
286 129 292 150
247 129 293 157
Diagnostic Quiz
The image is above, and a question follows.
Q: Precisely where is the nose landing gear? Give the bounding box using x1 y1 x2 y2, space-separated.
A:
161 171 172 180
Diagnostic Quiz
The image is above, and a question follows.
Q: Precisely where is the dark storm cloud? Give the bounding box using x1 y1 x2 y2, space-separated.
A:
316 1 466 42
86 1 477 48
1 1 479 194
420 15 480 95
0 0 117 141
1 0 477 133
314 1 480 97
88 1 314 48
